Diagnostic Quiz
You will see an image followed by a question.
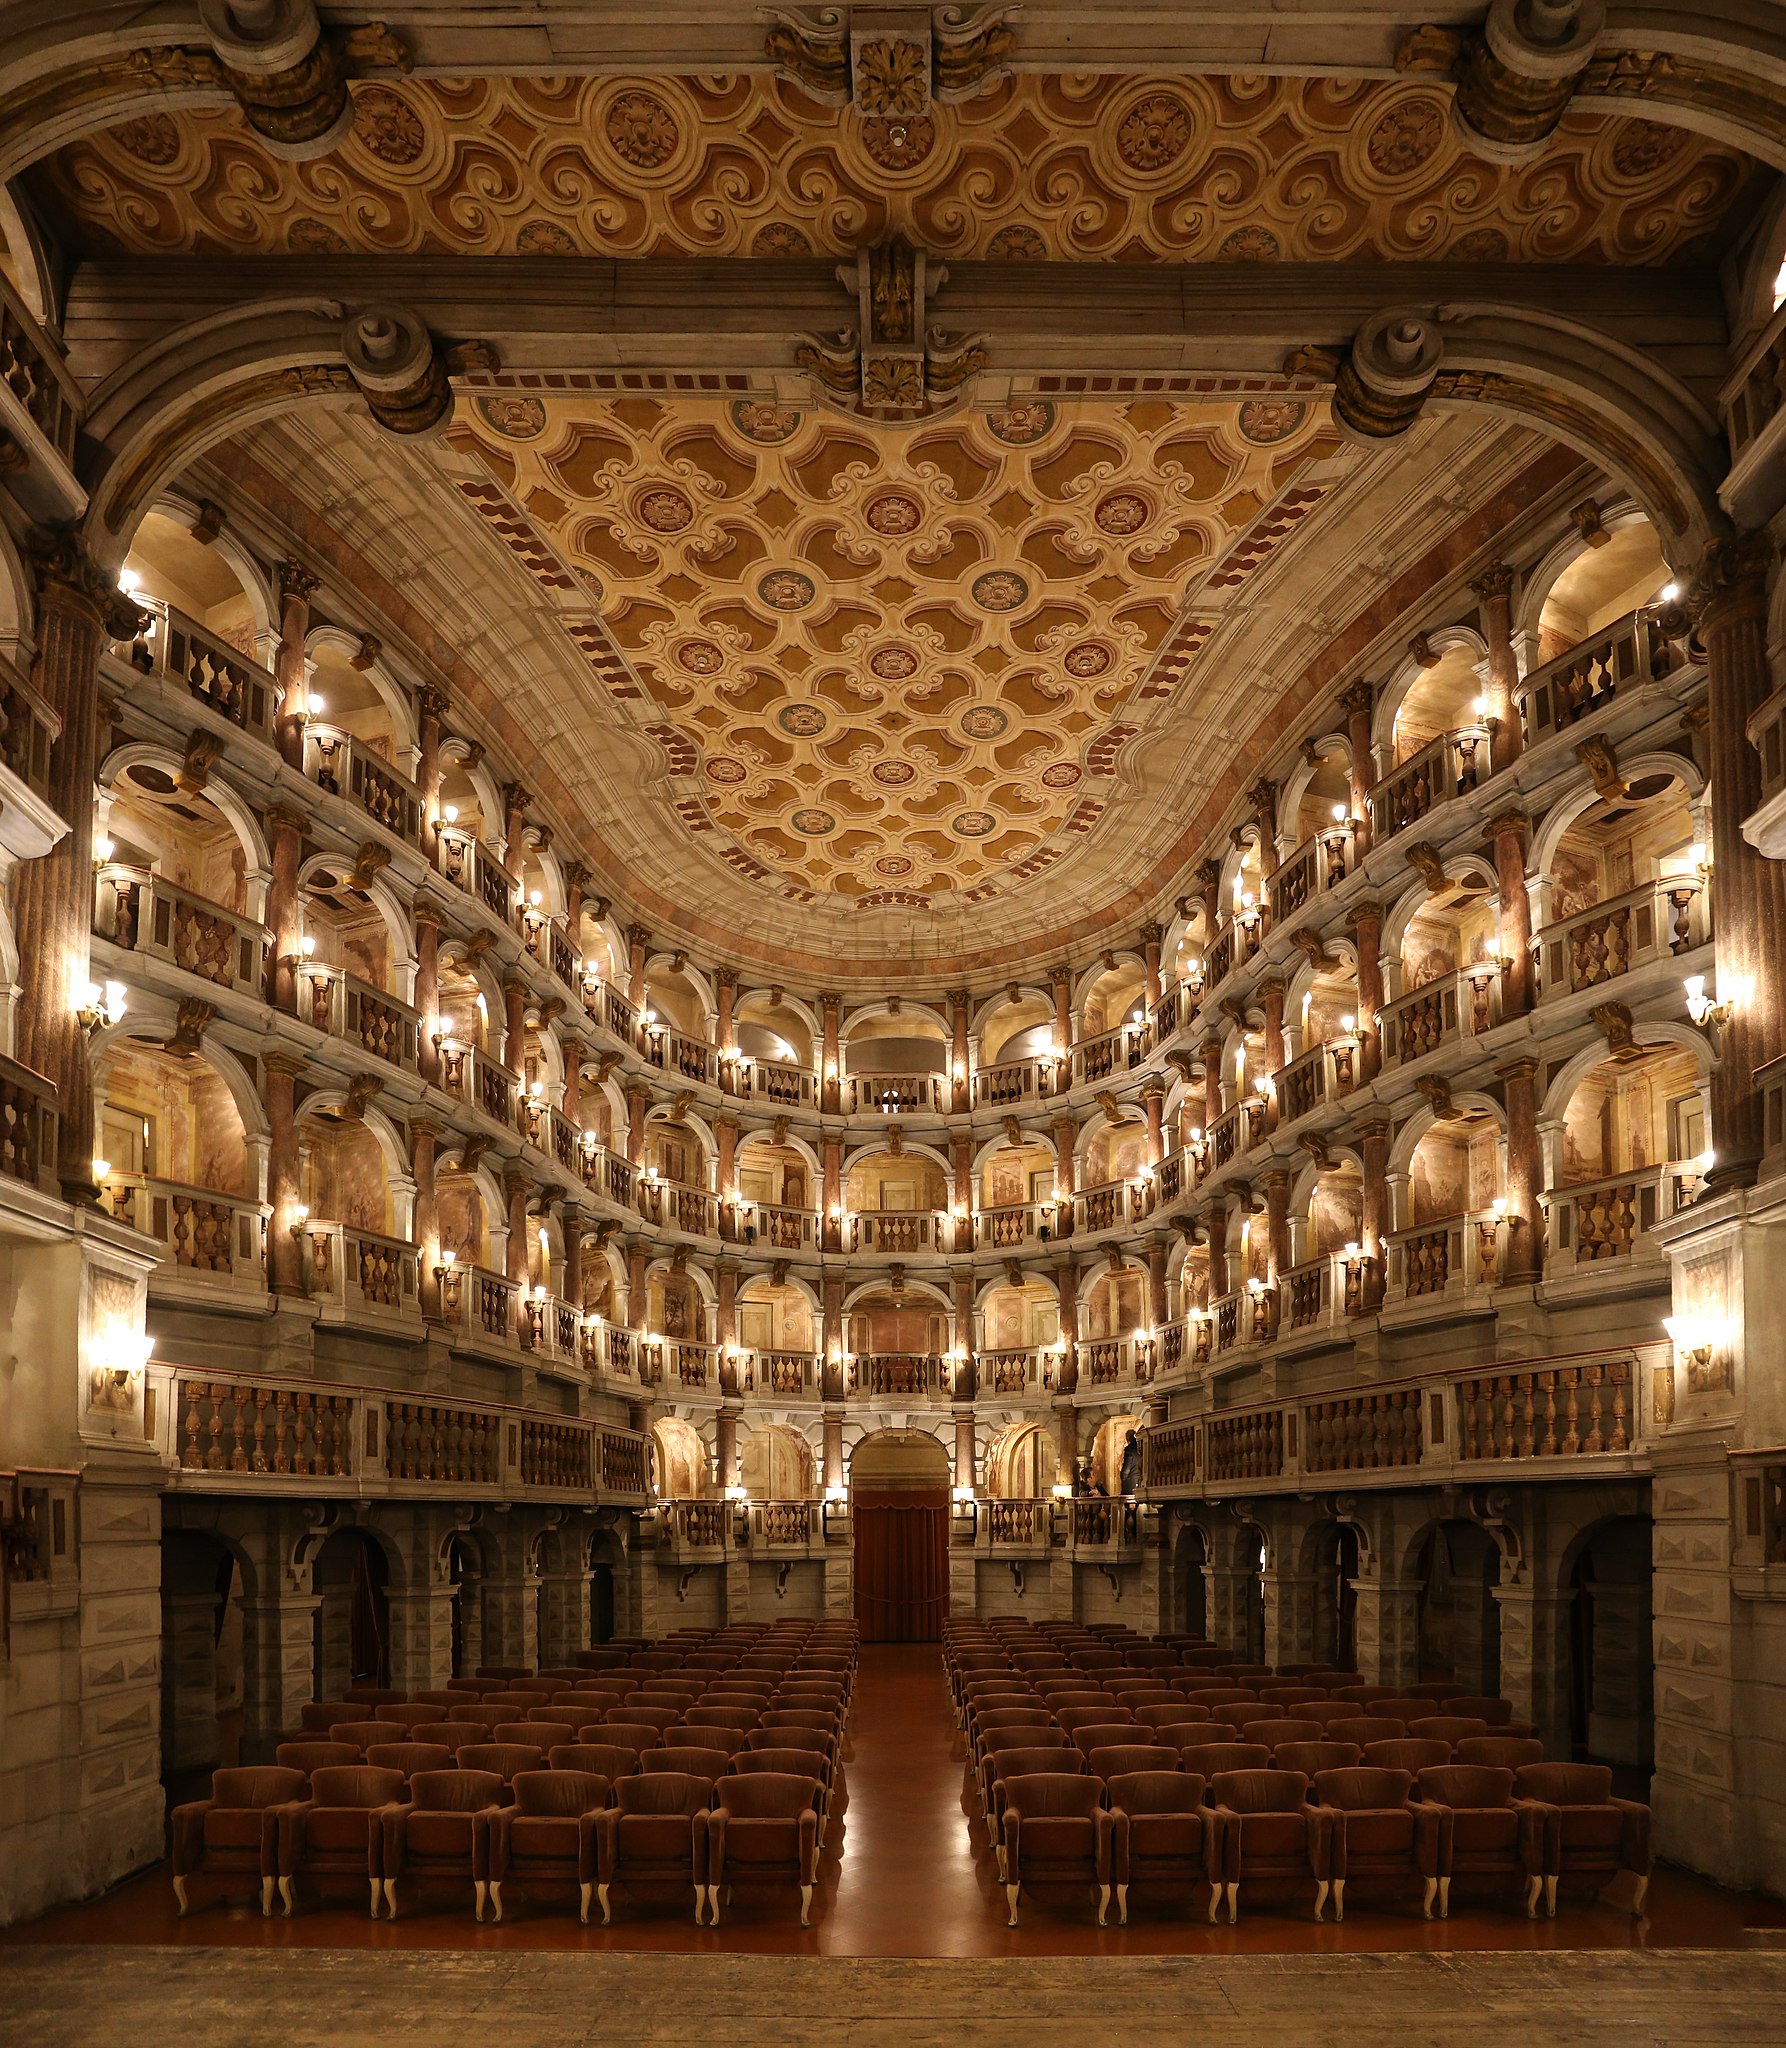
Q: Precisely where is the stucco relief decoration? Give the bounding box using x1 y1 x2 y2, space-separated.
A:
456 387 1335 897
40 73 1753 265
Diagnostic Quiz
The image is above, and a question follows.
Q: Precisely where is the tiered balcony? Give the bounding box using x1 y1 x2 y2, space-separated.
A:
848 1209 938 1253
974 1200 1046 1249
658 1338 720 1395
1267 829 1351 926
1073 1022 1147 1086
1368 727 1488 844
1720 298 1786 527
1383 1207 1504 1311
1077 1333 1150 1392
523 1097 584 1178
637 1172 718 1237
438 1043 517 1130
304 726 422 846
524 914 581 995
746 1499 825 1556
0 270 83 520
113 599 277 747
577 1318 640 1386
977 1346 1057 1398
96 867 266 999
972 1055 1063 1107
1745 679 1786 859
848 1353 943 1400
0 1052 56 1197
1534 875 1708 1003
1516 607 1689 744
0 666 58 816
1379 967 1503 1069
848 1070 943 1114
739 1199 816 1251
1272 1037 1359 1128
1546 1163 1704 1278
743 1349 819 1397
150 1363 651 1505
645 1024 715 1086
732 1057 817 1108
976 1497 1052 1559
303 1222 420 1330
1068 1496 1149 1562
300 969 420 1070
578 1142 634 1209
581 977 638 1044
438 1261 521 1353
438 827 518 928
100 1173 266 1301
1142 1348 1646 1499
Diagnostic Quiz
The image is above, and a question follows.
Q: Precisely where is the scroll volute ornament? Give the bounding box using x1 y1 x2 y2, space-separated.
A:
1331 308 1443 444
340 304 451 437
198 0 353 158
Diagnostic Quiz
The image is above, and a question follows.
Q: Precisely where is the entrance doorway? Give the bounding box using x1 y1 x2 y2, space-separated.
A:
850 1430 950 1642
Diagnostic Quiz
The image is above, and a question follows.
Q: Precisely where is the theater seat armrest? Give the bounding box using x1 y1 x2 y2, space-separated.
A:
1611 1797 1652 1872
799 1808 819 1882
169 1799 214 1874
591 1808 621 1884
273 1798 316 1869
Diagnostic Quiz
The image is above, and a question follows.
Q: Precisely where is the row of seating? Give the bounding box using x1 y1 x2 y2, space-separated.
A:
172 1622 855 1926
947 1620 1650 1927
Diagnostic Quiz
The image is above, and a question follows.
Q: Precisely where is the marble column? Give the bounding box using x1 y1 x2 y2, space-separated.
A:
1054 1259 1079 1393
1359 1119 1390 1313
625 1083 649 1167
414 905 443 1086
503 975 528 1077
1139 922 1163 1009
504 1168 530 1292
273 559 317 770
1694 534 1786 1184
1052 1116 1076 1236
264 805 305 1015
951 1134 973 1253
1341 678 1376 858
626 924 649 1010
561 1199 583 1308
953 1412 976 1492
412 1116 441 1319
714 1114 738 1240
266 1052 305 1297
950 1266 976 1395
1499 1056 1543 1285
946 986 971 1114
715 966 736 1070
415 682 448 865
716 1262 738 1392
1145 1236 1170 1327
561 1036 582 1123
822 1136 843 1252
1051 965 1072 1068
1472 562 1523 776
820 990 842 1112
1201 1036 1224 1129
1205 1197 1228 1299
822 1413 844 1493
1348 900 1385 1082
501 780 531 870
1488 809 1534 1019
1141 1077 1165 1165
1264 1170 1291 1289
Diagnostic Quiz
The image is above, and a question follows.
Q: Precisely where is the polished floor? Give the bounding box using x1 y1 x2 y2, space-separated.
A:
6 1643 1784 1956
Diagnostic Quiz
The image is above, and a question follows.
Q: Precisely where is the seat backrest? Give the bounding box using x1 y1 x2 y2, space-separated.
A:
1515 1761 1614 1805
1239 1718 1323 1748
364 1743 453 1778
1443 1695 1513 1725
308 1764 406 1809
1070 1722 1138 1757
493 1722 549 1747
549 1742 643 1779
332 1721 391 1751
599 1724 664 1755
1455 1735 1545 1770
1410 1716 1489 1745
210 1766 307 1809
512 1769 611 1817
1312 1766 1412 1811
1174 1741 1271 1777
1005 1772 1104 1818
410 1769 504 1812
1362 1739 1452 1773
1273 1741 1361 1776
1108 1769 1207 1816
665 1722 746 1752
729 1747 827 1779
1136 1702 1209 1729
645 1746 732 1780
1210 1768 1310 1815
714 1772 818 1820
616 1771 712 1816
1374 1699 1432 1724
992 1746 1083 1780
1418 1763 1515 1809
275 1740 361 1776
1328 1717 1407 1747
458 1743 546 1782
1088 1744 1180 1779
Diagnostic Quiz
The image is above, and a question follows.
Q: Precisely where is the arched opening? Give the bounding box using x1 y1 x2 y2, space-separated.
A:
435 1165 492 1271
985 1420 1057 1500
739 1422 815 1501
1079 1117 1149 1219
641 961 711 1055
1554 1046 1707 1258
100 759 257 935
1568 1515 1654 1775
312 1528 390 1695
1311 1523 1360 1673
842 1006 949 1113
734 1133 813 1247
123 509 265 661
160 1529 247 1799
588 1530 625 1645
299 1109 394 1237
1536 521 1669 667
845 1287 948 1389
1173 1521 1209 1639
1089 1413 1144 1498
443 1531 486 1680
733 991 813 1068
737 1277 816 1391
1306 1165 1363 1258
1081 1263 1147 1342
1413 1520 1503 1694
845 1147 947 1252
1080 960 1147 1044
1288 751 1354 850
297 858 405 1016
650 1415 709 1500
435 952 492 1052
978 1134 1058 1244
976 1278 1060 1382
1538 770 1704 995
647 1264 708 1342
980 995 1054 1069
850 1429 950 1643
1392 642 1483 764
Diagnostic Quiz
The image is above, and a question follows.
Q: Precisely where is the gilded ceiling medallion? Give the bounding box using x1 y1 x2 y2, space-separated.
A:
752 222 813 255
354 85 425 165
707 757 748 783
861 114 936 169
676 640 724 674
777 704 829 737
731 400 803 444
1116 91 1194 172
970 569 1029 612
1094 491 1151 535
636 485 695 532
476 396 547 439
1062 642 1112 677
868 647 919 680
517 219 577 254
1365 98 1443 176
951 810 998 837
1040 762 1082 787
1611 119 1688 177
985 401 1056 446
871 760 918 785
1236 399 1309 445
790 807 837 835
875 855 915 876
866 492 924 535
959 705 1010 739
758 569 817 610
987 225 1046 259
1218 226 1280 260
604 89 681 169
116 114 180 164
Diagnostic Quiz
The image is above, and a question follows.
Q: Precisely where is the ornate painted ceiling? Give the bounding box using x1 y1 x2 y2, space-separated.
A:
37 71 1754 264
453 386 1340 902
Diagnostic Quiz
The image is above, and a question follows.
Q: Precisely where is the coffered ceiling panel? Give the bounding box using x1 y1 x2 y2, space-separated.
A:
455 387 1342 901
38 71 1754 264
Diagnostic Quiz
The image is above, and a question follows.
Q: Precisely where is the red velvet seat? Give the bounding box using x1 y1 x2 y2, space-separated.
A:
1273 1740 1361 1778
1362 1738 1452 1774
1086 1743 1180 1782
592 1771 711 1923
274 1739 361 1779
707 1772 823 1926
986 1746 1085 1873
1173 1740 1271 1779
645 1745 731 1783
1000 1773 1103 1926
598 1723 665 1758
457 1742 546 1795
1416 1763 1545 1917
1239 1717 1323 1750
1096 1769 1212 1923
374 1702 442 1729
1070 1722 1141 1764
728 1747 832 1842
171 1765 307 1917
326 1719 390 1753
363 1741 453 1781
298 1702 362 1736
274 1763 406 1917
488 1769 613 1922
1328 1716 1407 1748
1514 1762 1651 1915
1208 1768 1319 1924
1409 1715 1490 1747
380 1768 503 1919
1135 1701 1209 1731
1455 1735 1545 1770
1309 1766 1428 1919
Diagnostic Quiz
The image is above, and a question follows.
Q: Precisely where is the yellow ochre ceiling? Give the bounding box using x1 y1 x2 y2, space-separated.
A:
457 387 1339 901
41 71 1752 263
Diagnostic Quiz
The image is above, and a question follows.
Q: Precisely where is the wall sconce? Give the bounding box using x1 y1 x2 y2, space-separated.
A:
1464 953 1500 991
434 1246 458 1282
580 1128 600 1155
93 835 115 869
1182 957 1205 998
290 1202 311 1241
1237 890 1261 934
1662 1313 1716 1383
92 1331 153 1413
75 979 127 1035
1684 974 1731 1029
1469 692 1500 734
524 888 544 927
952 1060 966 1084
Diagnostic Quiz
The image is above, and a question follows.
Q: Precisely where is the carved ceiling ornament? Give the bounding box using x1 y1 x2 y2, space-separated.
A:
40 72 1752 267
455 386 1335 899
795 237 987 421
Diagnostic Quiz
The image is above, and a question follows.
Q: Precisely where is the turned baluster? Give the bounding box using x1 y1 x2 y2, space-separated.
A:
183 1383 206 1469
289 1391 310 1476
1561 1370 1581 1455
1520 1372 1540 1458
250 1387 271 1473
229 1384 250 1472
1583 1363 1605 1453
1609 1362 1630 1452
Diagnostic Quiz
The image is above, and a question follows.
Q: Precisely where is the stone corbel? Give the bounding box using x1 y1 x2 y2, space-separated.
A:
340 304 452 439
1419 0 1607 163
198 0 353 158
764 6 1015 111
796 238 987 420
1404 840 1450 892
165 998 216 1058
1574 733 1629 802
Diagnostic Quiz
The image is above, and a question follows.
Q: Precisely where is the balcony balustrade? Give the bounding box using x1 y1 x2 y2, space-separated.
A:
1517 607 1689 743
1724 301 1786 490
659 1339 719 1393
581 978 638 1044
0 1052 56 1194
972 1055 1063 1107
438 1042 518 1130
113 598 277 744
300 967 420 1069
975 1200 1043 1250
1380 967 1503 1067
1281 1254 1344 1335
439 1261 519 1350
1204 922 1236 991
748 1499 818 1551
523 1097 583 1177
1369 728 1488 843
1535 875 1708 1002
0 667 57 810
738 1199 815 1251
438 828 518 928
977 1346 1056 1397
743 1349 818 1397
579 1142 634 1208
1384 1208 1503 1307
1546 1162 1704 1273
303 1221 420 1328
520 1289 586 1373
849 1353 941 1398
97 866 266 997
522 915 580 994
645 1024 715 1086
1070 1497 1146 1557
304 726 422 845
0 273 81 491
1079 1334 1148 1388
662 1499 730 1558
849 1208 936 1253
577 1319 637 1382
152 1364 650 1503
733 1056 817 1107
980 1498 1051 1555
637 1173 719 1237
1073 1022 1147 1086
1273 1038 1359 1127
100 1173 266 1296
848 1070 942 1114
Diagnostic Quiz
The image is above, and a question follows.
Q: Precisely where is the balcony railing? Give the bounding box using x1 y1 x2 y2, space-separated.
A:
579 1143 634 1208
1546 1162 1703 1272
1751 681 1786 810
849 1353 941 1398
153 1365 650 1504
521 1289 586 1372
1079 1335 1147 1387
1517 608 1688 743
0 666 57 808
849 1209 937 1253
637 1174 718 1237
1380 967 1503 1067
524 1098 584 1177
439 1043 518 1129
303 1221 420 1326
645 1025 715 1086
980 1498 1051 1554
439 1262 519 1350
1070 1497 1146 1556
1281 1253 1343 1335
113 599 277 744
1149 985 1180 1044
1536 875 1707 1002
578 1319 637 1382
0 275 81 476
1385 1208 1503 1306
96 867 266 997
1369 728 1488 843
301 968 420 1069
848 1070 942 1114
1074 1023 1147 1086
0 1052 56 1194
978 1346 1055 1397
438 829 518 928
581 978 638 1044
1273 1037 1359 1126
975 1200 1043 1249
662 1499 729 1556
733 1057 817 1108
305 726 422 845
658 1339 720 1392
1725 301 1786 475
522 916 581 995
972 1055 1063 1107
749 1500 817 1551
739 1200 816 1251
100 1173 266 1293
744 1349 818 1397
